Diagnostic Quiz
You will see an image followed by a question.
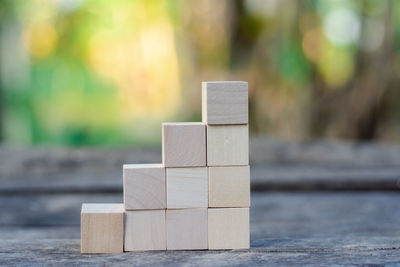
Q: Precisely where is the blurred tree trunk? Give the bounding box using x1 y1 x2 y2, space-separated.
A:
309 0 394 141
0 32 2 142
349 1 394 140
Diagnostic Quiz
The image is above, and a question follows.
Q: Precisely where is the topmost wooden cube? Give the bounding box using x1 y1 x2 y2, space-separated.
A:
202 81 248 125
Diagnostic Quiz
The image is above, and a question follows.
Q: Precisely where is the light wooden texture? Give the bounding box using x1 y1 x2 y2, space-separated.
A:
208 208 250 250
167 209 208 250
162 123 206 167
124 210 166 251
202 81 248 125
167 167 208 209
207 125 249 166
81 203 124 254
209 166 250 208
123 164 165 210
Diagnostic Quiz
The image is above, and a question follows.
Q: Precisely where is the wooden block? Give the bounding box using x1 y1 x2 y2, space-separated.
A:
162 122 206 167
202 81 248 125
167 209 208 250
167 167 208 208
209 166 250 208
208 208 249 250
124 210 166 251
207 125 249 166
81 203 124 254
123 164 166 210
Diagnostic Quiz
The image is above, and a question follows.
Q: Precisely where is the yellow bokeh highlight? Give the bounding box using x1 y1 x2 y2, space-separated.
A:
24 24 58 59
318 39 354 88
88 20 180 121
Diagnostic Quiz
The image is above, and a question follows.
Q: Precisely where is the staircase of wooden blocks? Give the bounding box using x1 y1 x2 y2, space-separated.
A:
81 81 250 253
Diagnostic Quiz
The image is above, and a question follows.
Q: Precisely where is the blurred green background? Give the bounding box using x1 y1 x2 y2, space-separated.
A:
0 0 399 146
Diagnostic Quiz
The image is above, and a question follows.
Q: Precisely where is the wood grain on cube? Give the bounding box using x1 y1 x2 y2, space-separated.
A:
162 123 206 167
209 166 250 208
81 203 124 254
208 208 249 250
207 125 249 166
202 81 248 125
124 210 166 251
167 209 208 250
123 164 165 210
167 167 208 209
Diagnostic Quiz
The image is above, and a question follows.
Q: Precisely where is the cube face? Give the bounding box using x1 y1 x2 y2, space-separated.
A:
207 125 249 166
162 123 206 167
124 210 166 251
209 166 250 208
208 208 249 250
167 209 208 250
81 204 124 254
123 164 166 210
167 167 208 209
202 81 248 125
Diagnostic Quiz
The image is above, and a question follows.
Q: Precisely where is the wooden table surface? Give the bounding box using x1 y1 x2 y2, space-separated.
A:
1 140 400 266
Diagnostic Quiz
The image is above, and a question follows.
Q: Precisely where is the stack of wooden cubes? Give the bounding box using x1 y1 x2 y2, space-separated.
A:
81 81 250 253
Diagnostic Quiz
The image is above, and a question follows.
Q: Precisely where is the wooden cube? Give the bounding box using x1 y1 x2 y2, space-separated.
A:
81 203 124 254
124 210 166 251
208 208 250 250
167 209 208 250
167 167 208 208
209 166 250 208
207 125 249 166
162 123 206 167
202 81 248 125
123 164 166 210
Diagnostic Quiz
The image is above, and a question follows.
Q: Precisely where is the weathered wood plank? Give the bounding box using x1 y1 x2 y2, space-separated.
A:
1 193 399 265
1 237 399 266
0 137 400 177
250 165 400 191
2 193 400 234
0 194 121 225
2 138 400 181
1 140 400 192
1 165 399 193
